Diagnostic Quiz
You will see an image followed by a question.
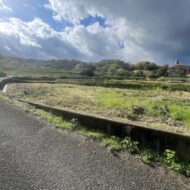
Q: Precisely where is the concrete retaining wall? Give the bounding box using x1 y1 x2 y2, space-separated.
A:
19 100 190 160
0 78 26 90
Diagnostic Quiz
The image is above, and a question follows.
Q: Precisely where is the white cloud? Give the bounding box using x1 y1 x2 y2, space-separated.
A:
0 18 41 47
0 0 12 12
0 18 83 59
46 0 90 23
42 0 161 63
45 0 190 64
0 16 151 62
45 0 154 62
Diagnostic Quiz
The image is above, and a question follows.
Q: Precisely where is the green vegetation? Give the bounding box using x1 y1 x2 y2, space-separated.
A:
161 150 190 175
6 82 190 133
33 109 73 130
102 136 139 153
59 78 190 92
80 129 106 140
95 60 169 78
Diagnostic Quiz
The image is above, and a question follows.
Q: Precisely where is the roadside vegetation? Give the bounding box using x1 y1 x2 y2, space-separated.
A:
6 82 190 134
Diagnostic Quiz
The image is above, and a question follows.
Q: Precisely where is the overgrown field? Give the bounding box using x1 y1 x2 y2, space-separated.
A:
6 82 190 133
58 78 190 92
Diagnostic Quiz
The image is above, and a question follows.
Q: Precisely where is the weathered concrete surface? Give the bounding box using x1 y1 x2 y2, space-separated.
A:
0 99 189 190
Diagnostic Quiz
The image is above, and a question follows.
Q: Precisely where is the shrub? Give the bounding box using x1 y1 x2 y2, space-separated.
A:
161 149 182 172
143 70 155 78
80 69 94 77
121 137 139 153
132 70 143 77
116 68 131 77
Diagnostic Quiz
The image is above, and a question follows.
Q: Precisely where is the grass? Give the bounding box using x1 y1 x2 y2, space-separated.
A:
0 93 189 177
80 129 106 140
6 82 190 133
103 136 123 151
57 78 190 92
33 109 73 130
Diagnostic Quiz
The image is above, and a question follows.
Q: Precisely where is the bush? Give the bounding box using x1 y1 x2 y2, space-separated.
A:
121 137 139 153
161 149 182 172
143 70 155 78
132 70 143 77
133 61 158 71
116 68 131 77
80 69 94 77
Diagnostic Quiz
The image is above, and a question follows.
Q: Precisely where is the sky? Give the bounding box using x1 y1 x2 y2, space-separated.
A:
0 0 190 65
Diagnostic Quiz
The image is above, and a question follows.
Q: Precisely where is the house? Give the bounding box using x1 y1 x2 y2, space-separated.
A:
169 60 190 76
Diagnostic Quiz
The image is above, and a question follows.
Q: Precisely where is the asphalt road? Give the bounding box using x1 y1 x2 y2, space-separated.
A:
0 99 189 190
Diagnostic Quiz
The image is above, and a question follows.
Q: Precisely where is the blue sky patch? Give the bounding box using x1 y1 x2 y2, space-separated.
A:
3 0 71 31
80 15 108 27
117 41 125 49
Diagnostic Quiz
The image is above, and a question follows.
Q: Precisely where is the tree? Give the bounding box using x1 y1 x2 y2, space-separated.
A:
143 70 155 78
132 70 143 77
116 68 131 77
107 64 120 76
134 61 158 71
75 62 95 77
95 59 132 76
80 68 95 77
155 66 169 77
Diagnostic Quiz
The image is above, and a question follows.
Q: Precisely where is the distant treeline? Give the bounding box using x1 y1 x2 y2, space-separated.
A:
0 55 187 78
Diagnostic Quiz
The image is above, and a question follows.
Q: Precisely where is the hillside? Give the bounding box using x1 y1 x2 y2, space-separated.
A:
0 55 92 77
0 55 88 70
0 55 188 79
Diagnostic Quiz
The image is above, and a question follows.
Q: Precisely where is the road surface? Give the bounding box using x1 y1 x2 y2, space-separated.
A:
0 99 189 190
